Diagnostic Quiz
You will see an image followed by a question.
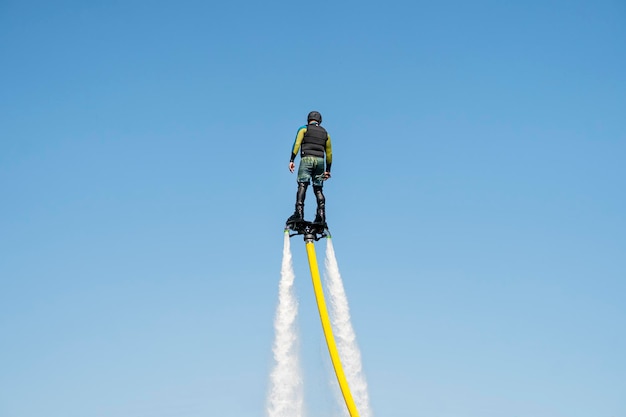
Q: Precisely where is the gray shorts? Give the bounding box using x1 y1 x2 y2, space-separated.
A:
297 156 325 187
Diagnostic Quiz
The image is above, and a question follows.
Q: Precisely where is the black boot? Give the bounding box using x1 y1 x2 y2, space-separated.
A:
286 182 308 224
313 185 326 225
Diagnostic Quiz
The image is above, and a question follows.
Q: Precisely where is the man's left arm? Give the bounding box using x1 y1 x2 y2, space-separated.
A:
289 127 307 172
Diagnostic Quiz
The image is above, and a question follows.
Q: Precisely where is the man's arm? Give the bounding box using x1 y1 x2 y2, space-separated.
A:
325 134 333 174
290 127 307 162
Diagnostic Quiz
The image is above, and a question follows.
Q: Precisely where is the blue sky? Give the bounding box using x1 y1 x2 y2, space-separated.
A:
1 1 625 416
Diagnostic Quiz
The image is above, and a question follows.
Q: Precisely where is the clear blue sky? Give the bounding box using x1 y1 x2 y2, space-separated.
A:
1 1 624 416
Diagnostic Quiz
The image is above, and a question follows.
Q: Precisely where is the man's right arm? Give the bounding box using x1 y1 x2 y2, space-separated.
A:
325 134 333 174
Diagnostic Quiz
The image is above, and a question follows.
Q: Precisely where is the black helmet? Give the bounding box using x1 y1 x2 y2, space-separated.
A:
307 111 322 124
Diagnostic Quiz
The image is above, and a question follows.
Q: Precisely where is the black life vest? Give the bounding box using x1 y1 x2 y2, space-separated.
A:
300 124 328 158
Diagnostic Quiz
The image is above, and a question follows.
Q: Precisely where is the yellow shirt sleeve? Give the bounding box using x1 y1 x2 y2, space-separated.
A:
290 127 307 161
325 134 333 172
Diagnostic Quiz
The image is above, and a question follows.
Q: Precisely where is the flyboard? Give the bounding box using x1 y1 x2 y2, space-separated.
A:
285 218 360 417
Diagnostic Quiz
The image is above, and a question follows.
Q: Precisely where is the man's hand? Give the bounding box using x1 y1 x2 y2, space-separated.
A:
289 161 295 173
323 171 331 180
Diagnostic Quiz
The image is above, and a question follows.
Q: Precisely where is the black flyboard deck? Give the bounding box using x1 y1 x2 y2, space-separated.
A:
285 219 329 240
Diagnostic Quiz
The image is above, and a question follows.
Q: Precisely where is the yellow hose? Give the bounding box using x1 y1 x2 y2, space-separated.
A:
305 241 360 417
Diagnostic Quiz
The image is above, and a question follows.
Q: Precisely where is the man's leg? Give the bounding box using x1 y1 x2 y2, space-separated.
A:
287 182 308 223
313 185 325 224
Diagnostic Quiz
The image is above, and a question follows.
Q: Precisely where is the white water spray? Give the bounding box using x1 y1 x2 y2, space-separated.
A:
268 234 304 417
324 239 373 417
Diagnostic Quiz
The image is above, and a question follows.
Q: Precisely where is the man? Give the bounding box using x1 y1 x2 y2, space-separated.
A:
286 110 333 225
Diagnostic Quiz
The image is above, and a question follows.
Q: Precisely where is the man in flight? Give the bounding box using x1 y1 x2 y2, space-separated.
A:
286 111 333 226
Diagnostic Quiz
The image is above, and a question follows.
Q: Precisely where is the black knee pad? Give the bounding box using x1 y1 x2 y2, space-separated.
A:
313 186 325 206
296 182 308 203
